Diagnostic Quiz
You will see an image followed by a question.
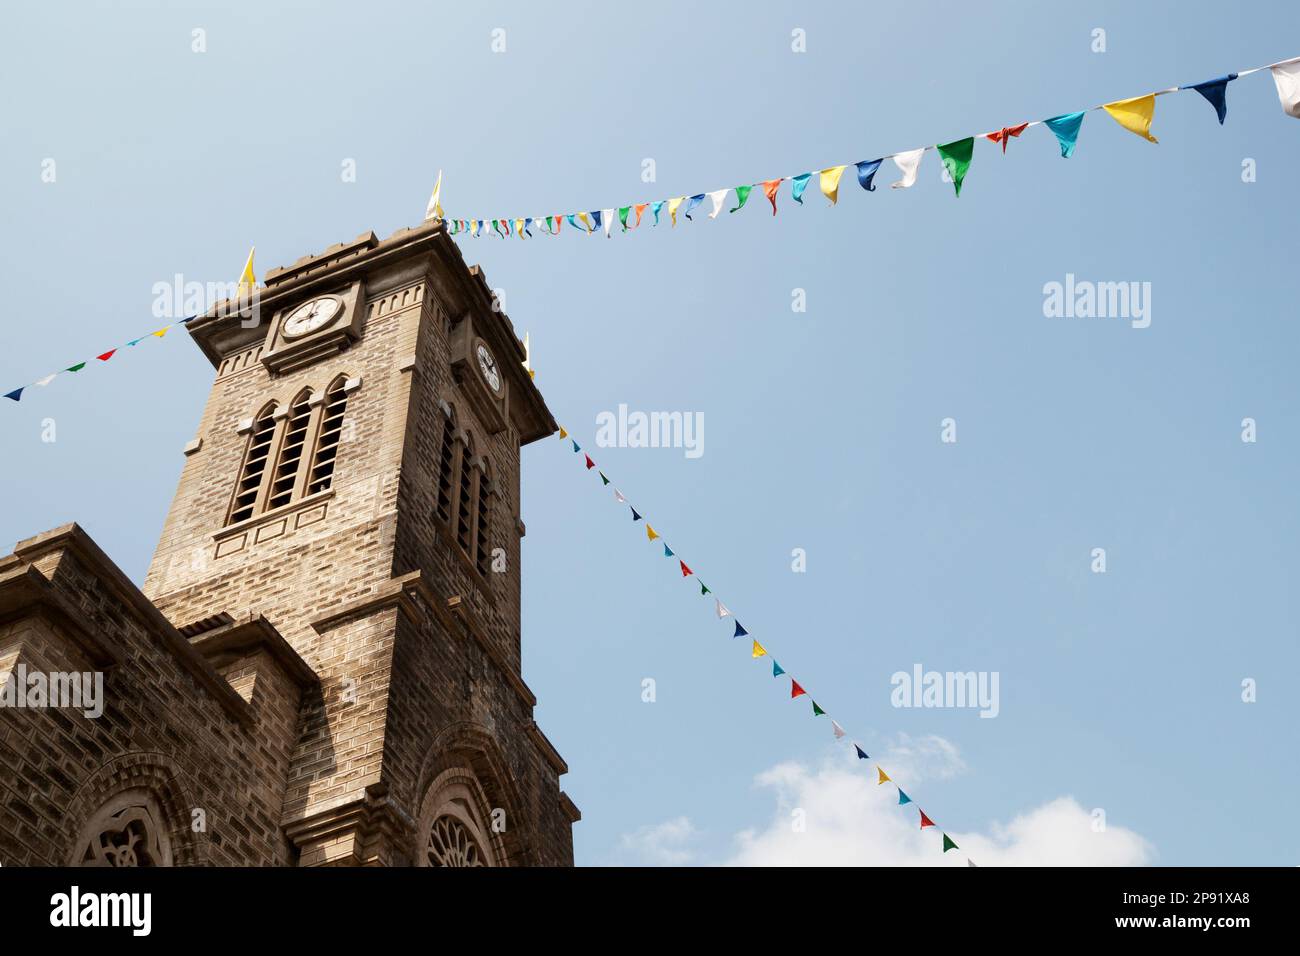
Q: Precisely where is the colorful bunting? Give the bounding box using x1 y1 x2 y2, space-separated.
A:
811 700 826 717
760 179 782 215
96 349 116 362
890 148 924 189
855 745 869 760
631 507 642 521
614 489 626 503
699 581 710 596
936 137 974 197
818 165 848 204
729 185 751 213
1270 58 1300 118
733 621 748 638
4 388 23 402
663 543 674 557
831 720 846 739
854 158 882 191
985 122 1028 152
679 560 692 577
602 208 614 238
1183 74 1236 124
791 679 806 699
634 202 649 226
1044 111 1086 157
707 189 729 219
684 193 705 221
650 200 664 225
618 206 630 231
943 834 959 853
715 599 729 618
751 640 767 659
584 454 595 469
572 439 580 452
599 471 610 485
772 660 785 678
1103 94 1159 143
559 426 568 439
646 524 659 541
877 767 890 784
790 173 811 204
919 810 936 829
898 789 912 805
668 197 685 226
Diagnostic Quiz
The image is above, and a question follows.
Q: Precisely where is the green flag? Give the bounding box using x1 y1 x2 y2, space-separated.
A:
700 582 710 596
729 185 752 213
66 363 86 372
599 471 610 485
618 206 631 231
812 700 826 716
936 137 974 197
942 833 959 852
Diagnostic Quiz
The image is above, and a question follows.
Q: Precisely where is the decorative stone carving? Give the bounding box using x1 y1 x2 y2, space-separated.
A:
73 789 172 867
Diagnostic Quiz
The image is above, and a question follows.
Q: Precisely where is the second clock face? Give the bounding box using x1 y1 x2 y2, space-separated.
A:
477 342 501 394
282 296 342 339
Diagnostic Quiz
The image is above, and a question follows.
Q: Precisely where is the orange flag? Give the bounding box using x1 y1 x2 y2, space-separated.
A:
761 179 782 215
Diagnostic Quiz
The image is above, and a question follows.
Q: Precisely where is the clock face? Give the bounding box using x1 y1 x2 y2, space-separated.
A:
476 342 501 394
282 296 342 339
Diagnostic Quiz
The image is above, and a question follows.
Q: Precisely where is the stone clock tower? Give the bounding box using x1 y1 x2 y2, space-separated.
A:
0 220 576 867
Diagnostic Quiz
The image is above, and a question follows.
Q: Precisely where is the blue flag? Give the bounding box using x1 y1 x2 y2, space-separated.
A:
733 621 748 638
590 210 602 232
1044 111 1086 158
631 507 642 521
663 543 674 557
854 744 869 760
1183 73 1237 125
855 159 883 191
898 789 912 805
773 660 785 678
684 193 706 220
4 388 23 402
791 173 812 204
651 200 665 225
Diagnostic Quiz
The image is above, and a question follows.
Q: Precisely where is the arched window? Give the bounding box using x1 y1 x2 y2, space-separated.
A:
308 376 348 495
432 404 492 579
416 771 501 867
228 403 278 524
73 789 173 868
267 389 313 510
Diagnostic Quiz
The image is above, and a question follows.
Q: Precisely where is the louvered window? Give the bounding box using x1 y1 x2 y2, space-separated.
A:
228 405 277 524
435 408 456 524
475 472 492 575
268 391 312 510
308 378 348 495
456 439 475 554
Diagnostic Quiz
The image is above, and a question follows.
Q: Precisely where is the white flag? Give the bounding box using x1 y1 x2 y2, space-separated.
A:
707 188 729 219
831 720 846 739
34 374 57 387
425 170 444 220
614 489 626 503
602 208 614 238
1270 58 1300 118
891 149 924 189
716 599 731 619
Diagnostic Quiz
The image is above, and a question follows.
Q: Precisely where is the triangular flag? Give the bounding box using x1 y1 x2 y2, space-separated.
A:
985 122 1028 153
733 621 748 638
898 789 912 806
572 439 580 452
968 858 977 867
425 170 444 220
707 188 729 219
646 524 659 541
877 767 890 784
715 599 729 618
34 374 56 387
663 543 674 557
818 165 848 204
890 148 924 188
1103 94 1159 143
96 350 116 362
614 489 626 503
584 454 595 469
237 246 256 295
1183 74 1236 124
1269 58 1300 118
668 197 685 226
919 810 935 829
855 158 883 191
599 472 610 486
151 327 168 338
684 194 706 221
751 640 767 659
811 700 826 716
699 581 710 595
854 744 868 760
618 206 630 231
679 560 692 577
790 680 806 699
831 720 846 739
559 427 568 439
65 363 86 373
729 185 751 212
942 834 959 853
4 388 23 402
790 173 811 204
1044 111 1086 158
602 208 614 238
650 200 665 225
633 203 649 226
631 507 642 521
772 660 785 677
591 209 603 234
577 211 593 233
936 138 974 197
760 179 782 215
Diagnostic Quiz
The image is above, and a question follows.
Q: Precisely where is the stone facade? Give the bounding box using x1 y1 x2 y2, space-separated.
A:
0 222 578 866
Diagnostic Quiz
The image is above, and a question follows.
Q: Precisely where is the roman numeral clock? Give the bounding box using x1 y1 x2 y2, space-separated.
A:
261 280 366 373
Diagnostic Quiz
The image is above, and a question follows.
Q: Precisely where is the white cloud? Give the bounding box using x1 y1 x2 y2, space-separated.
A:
616 816 699 866
618 736 1154 867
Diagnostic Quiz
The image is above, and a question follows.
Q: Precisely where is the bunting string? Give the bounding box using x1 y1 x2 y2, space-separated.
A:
437 54 1300 240
558 426 974 862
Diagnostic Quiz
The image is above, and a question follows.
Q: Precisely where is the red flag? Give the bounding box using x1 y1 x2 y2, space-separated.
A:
761 178 782 215
679 560 693 577
97 349 116 362
919 810 936 829
584 454 595 470
790 679 806 699
984 122 1029 153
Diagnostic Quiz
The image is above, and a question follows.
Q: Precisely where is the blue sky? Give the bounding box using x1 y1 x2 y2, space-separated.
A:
2 1 1297 865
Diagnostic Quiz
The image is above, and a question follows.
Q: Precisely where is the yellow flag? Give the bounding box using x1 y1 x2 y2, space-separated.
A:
668 196 685 226
237 246 256 296
425 170 444 220
577 211 593 233
751 640 767 659
1103 95 1159 143
877 767 890 785
559 426 568 440
819 165 848 204
152 327 168 338
646 524 659 542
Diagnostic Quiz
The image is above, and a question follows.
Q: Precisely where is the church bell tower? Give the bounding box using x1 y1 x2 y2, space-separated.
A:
142 222 578 865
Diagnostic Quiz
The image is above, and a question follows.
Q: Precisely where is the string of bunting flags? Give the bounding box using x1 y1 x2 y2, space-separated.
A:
558 425 973 862
2 249 257 405
436 54 1300 239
